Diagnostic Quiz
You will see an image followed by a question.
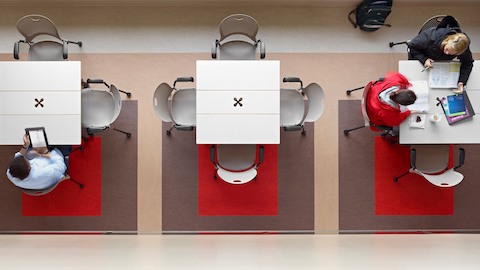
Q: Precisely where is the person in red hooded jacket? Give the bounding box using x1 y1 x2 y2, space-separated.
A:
366 72 417 129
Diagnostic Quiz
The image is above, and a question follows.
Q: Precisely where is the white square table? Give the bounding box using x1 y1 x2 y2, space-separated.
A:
399 60 480 144
196 60 280 144
0 61 81 145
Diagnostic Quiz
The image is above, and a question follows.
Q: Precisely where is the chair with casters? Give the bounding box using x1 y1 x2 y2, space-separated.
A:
211 14 265 60
389 15 460 49
210 144 264 185
280 77 326 135
14 14 82 61
81 79 131 137
21 147 84 196
343 79 396 137
393 145 465 188
153 77 196 135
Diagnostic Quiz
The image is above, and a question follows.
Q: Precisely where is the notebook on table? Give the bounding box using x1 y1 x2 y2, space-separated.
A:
25 127 49 148
437 91 475 125
428 61 461 89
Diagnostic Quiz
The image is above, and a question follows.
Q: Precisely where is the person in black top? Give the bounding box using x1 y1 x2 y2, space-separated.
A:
408 16 473 93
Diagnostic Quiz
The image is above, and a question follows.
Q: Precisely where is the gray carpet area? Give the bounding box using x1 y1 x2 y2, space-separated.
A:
162 122 315 232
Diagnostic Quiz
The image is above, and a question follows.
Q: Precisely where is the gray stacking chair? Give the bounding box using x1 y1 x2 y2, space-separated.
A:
153 77 196 134
210 144 264 185
14 14 82 60
211 14 265 60
280 77 326 134
81 79 131 137
393 145 465 187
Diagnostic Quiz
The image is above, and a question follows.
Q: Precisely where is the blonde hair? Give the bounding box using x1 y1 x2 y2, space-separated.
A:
442 33 469 55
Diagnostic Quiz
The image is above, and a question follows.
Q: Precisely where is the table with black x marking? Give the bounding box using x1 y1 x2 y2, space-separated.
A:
0 61 81 145
196 60 280 144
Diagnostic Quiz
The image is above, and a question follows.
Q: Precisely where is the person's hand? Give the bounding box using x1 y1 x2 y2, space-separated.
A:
453 82 464 94
33 147 49 155
424 58 434 69
22 134 30 148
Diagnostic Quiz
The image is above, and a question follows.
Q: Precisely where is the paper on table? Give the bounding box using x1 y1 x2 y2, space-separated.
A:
407 80 429 112
409 114 426 129
428 62 460 88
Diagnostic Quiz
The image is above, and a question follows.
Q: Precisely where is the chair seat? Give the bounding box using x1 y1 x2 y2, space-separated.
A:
81 89 116 128
412 168 464 187
217 167 257 185
280 89 306 126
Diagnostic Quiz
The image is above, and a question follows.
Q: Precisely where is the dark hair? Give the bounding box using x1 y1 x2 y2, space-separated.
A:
8 156 30 180
390 89 417 106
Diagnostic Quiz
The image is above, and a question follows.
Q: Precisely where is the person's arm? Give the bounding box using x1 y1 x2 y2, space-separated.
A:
407 30 432 64
47 149 67 176
457 48 474 86
19 134 30 156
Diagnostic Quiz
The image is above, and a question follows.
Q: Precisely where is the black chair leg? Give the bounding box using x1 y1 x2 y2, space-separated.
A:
389 41 408 48
393 170 410 182
166 125 174 135
346 86 365 95
344 125 365 135
119 89 132 98
69 177 85 189
113 128 131 138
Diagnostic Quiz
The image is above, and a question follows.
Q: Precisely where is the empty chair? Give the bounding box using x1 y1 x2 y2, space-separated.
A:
280 77 326 134
393 145 465 188
211 14 265 60
389 15 460 49
210 144 264 185
81 79 131 137
343 79 395 137
14 14 82 60
153 77 196 134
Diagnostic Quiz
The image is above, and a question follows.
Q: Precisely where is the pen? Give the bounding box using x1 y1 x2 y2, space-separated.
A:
421 66 430 72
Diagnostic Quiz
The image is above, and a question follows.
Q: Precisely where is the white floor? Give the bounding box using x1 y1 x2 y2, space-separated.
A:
1 234 479 270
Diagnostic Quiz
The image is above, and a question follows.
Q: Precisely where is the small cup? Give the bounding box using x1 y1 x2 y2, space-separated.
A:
429 113 441 123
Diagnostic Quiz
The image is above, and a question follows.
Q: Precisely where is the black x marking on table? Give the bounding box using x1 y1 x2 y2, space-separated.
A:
35 98 44 107
233 97 243 107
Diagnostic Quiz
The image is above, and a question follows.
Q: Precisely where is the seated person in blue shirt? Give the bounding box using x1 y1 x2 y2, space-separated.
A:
6 135 66 190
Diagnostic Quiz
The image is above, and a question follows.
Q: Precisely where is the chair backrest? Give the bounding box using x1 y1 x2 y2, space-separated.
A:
303 83 326 122
360 81 374 128
153 82 174 123
280 88 306 127
81 88 116 129
16 14 62 43
219 14 259 43
418 15 460 34
21 175 68 196
214 14 265 60
110 84 123 121
16 14 66 61
170 88 196 126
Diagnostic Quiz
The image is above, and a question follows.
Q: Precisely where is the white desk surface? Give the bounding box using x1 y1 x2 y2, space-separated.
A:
0 61 81 145
399 60 480 144
196 60 280 144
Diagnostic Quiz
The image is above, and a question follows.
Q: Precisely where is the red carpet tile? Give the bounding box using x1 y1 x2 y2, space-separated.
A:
374 137 454 215
198 144 278 216
22 137 102 216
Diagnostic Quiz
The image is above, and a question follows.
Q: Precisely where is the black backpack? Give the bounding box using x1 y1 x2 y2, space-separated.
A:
348 0 393 32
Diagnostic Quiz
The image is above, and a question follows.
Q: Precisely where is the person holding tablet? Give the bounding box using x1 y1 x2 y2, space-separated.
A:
407 16 474 93
6 134 66 190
